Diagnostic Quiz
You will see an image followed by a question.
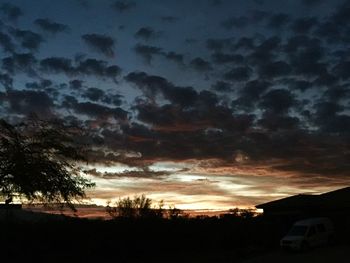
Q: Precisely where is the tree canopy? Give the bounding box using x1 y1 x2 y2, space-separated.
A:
106 194 187 219
0 118 95 210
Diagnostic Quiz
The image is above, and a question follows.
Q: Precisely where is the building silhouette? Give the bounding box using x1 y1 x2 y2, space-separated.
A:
256 187 350 220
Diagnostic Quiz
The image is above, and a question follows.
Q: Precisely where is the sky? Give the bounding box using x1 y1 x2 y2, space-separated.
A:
0 0 349 210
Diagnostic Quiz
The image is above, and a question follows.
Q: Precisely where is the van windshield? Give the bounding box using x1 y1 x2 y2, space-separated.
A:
288 225 308 236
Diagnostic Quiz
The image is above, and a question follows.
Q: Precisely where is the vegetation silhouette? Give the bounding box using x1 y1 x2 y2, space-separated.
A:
106 194 188 219
0 207 298 262
1 200 349 262
0 118 95 210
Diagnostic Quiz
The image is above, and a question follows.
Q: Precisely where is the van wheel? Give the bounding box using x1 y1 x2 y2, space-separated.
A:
301 241 309 252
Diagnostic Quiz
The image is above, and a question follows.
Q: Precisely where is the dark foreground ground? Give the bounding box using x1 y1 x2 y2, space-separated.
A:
1 211 349 262
242 245 349 263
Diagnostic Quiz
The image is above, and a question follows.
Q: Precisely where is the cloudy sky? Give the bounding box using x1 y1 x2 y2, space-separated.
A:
0 0 349 210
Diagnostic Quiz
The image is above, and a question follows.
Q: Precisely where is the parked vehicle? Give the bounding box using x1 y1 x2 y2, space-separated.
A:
280 217 334 251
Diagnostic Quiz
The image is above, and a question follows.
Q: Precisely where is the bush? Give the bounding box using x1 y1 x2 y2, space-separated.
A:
106 195 185 219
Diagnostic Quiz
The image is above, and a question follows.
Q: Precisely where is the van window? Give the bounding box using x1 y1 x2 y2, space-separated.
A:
317 224 326 233
307 226 316 237
288 225 308 236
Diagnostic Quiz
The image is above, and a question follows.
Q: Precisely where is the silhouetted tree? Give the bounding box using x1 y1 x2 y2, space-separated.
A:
107 194 155 218
106 195 189 219
224 208 257 219
106 195 184 219
167 205 187 219
154 199 165 218
239 208 256 219
0 118 95 210
107 196 135 218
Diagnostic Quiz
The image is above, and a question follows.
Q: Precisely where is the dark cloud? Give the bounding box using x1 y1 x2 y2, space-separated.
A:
101 94 123 106
165 86 200 107
134 27 161 41
0 73 12 89
242 80 271 100
323 85 350 102
25 79 52 90
206 38 234 51
125 71 169 98
233 37 256 50
40 57 73 74
313 72 337 87
121 121 155 141
75 0 90 8
76 58 121 79
250 10 269 23
283 79 313 92
291 17 318 34
221 11 271 30
332 60 350 80
189 57 212 72
266 133 350 177
131 98 252 136
160 16 178 23
332 48 350 59
185 38 198 44
0 32 15 53
69 79 84 90
62 96 128 120
211 52 244 64
258 60 292 78
0 3 22 21
131 102 179 127
285 35 327 77
313 101 350 134
82 87 105 102
4 89 54 117
284 35 322 54
2 52 37 75
301 0 323 6
34 18 69 34
267 13 290 28
209 0 222 6
125 71 198 106
330 1 350 25
124 72 255 145
323 115 350 134
85 167 170 179
82 34 115 57
211 81 232 92
221 16 249 30
40 57 121 80
258 112 300 131
133 44 162 64
126 103 255 162
314 101 343 120
249 36 281 64
233 79 270 110
162 51 184 65
259 89 296 114
313 2 350 43
253 0 264 5
111 1 136 12
314 21 341 43
223 66 252 82
11 29 44 51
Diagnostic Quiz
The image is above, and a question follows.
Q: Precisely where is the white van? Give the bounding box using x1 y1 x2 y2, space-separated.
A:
280 217 334 251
